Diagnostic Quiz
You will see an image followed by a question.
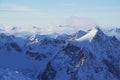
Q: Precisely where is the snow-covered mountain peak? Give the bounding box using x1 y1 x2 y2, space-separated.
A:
39 27 120 80
73 27 102 42
70 27 107 51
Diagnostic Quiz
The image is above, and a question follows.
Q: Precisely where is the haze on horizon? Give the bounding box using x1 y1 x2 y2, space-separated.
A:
0 0 120 29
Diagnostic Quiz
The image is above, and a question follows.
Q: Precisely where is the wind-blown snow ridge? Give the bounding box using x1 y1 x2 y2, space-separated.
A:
71 27 101 50
75 27 99 41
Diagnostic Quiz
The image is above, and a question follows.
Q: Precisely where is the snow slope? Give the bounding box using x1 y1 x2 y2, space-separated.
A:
0 68 32 80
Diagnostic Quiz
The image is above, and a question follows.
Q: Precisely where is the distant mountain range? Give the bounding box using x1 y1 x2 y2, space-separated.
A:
0 26 119 80
104 27 120 40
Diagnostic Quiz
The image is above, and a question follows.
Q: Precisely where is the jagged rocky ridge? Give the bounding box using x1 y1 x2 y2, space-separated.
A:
0 27 120 80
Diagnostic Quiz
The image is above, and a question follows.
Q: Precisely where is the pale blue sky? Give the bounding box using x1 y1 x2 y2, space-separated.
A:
0 0 120 28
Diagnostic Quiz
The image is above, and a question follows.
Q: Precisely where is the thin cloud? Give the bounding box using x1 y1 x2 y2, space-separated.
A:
66 16 97 31
0 4 44 15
